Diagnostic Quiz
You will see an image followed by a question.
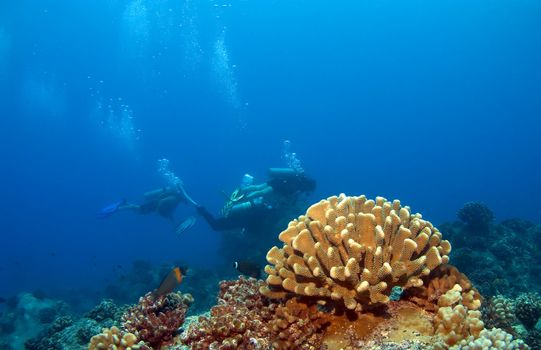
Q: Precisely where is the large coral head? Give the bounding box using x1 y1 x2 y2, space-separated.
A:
260 194 452 311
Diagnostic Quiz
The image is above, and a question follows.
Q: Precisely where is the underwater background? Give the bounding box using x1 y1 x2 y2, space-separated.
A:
1 0 541 348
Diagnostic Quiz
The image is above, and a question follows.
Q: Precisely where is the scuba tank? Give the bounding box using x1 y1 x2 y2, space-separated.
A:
227 201 254 217
144 187 171 201
268 167 297 179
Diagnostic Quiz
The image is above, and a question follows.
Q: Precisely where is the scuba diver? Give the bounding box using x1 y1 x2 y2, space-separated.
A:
99 183 199 235
197 167 316 270
196 167 316 233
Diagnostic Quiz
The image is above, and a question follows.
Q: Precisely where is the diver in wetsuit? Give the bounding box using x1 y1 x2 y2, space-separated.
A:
196 168 316 232
99 184 199 234
118 186 187 222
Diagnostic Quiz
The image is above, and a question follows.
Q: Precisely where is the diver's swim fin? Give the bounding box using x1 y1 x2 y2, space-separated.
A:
175 216 196 235
97 199 126 219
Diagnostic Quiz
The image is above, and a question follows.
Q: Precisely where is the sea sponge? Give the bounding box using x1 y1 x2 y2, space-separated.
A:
88 326 150 350
260 194 452 310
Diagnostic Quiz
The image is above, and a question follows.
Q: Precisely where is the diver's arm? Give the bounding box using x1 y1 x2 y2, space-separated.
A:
177 184 199 206
241 183 269 193
244 184 273 200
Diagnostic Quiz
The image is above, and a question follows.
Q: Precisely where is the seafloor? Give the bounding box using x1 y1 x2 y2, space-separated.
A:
1 196 540 350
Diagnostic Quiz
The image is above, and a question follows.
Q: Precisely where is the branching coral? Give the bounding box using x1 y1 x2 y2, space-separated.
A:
261 194 452 311
269 298 330 349
181 277 329 349
181 277 274 349
403 265 482 312
122 291 192 349
88 326 150 350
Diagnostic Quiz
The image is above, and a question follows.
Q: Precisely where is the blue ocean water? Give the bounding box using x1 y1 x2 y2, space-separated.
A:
0 0 540 305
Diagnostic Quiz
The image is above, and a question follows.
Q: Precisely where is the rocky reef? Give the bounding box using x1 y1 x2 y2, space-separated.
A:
442 203 541 297
3 194 539 349
176 194 531 349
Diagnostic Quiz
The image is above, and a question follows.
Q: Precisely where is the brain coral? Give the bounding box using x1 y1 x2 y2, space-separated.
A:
261 194 452 311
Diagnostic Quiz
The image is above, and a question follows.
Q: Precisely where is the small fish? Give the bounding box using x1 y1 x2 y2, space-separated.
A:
175 216 196 235
233 260 262 279
153 266 183 297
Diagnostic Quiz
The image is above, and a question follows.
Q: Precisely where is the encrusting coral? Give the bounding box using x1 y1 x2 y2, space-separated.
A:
515 293 541 330
88 326 150 350
260 194 452 311
181 276 330 349
122 291 193 349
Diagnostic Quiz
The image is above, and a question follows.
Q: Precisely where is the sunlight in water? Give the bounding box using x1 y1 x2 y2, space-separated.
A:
121 0 150 59
179 0 203 71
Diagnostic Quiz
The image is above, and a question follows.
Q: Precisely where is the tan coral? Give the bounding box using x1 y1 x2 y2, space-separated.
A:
88 326 150 350
433 286 484 346
450 328 529 349
484 295 518 336
403 265 482 312
260 194 452 310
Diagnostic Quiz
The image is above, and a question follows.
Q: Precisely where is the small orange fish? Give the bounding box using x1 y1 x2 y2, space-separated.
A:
153 267 183 297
